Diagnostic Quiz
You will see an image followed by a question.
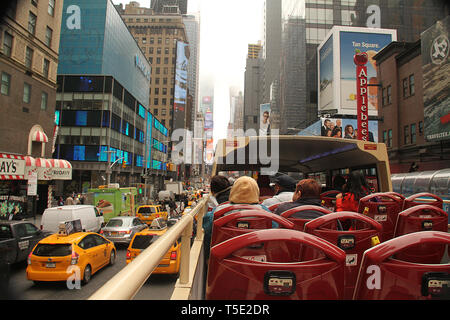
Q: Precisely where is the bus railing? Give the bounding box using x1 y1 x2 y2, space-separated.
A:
89 197 208 300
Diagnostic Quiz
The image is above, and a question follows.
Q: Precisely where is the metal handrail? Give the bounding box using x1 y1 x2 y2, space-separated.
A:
89 197 208 300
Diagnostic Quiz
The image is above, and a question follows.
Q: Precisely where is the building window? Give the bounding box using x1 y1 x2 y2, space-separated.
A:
387 85 392 104
3 32 13 57
31 0 38 7
1 72 11 96
161 108 166 116
404 125 409 145
402 78 408 98
25 47 33 69
409 74 415 96
23 83 31 103
43 59 50 78
28 12 37 35
41 91 48 110
48 0 55 16
153 108 158 115
388 129 392 147
162 98 167 105
382 130 387 144
411 123 416 144
45 27 53 47
154 98 159 105
419 121 423 135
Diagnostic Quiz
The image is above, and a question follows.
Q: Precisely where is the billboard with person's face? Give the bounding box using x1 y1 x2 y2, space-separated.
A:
174 41 189 130
320 118 378 142
318 26 396 116
259 103 271 136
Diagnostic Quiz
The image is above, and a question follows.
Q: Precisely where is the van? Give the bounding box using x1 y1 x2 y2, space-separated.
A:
41 205 104 233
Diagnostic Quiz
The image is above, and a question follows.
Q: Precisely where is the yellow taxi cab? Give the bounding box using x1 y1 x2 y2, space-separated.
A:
26 221 116 285
136 205 168 225
126 218 180 275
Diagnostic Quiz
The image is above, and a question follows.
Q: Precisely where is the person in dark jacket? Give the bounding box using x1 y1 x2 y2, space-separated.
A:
210 175 232 205
274 178 327 219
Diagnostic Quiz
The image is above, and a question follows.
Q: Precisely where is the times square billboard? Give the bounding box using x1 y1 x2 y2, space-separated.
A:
318 26 396 116
173 41 189 130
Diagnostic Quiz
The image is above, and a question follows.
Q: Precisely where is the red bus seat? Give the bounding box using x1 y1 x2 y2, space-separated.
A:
213 203 264 220
206 229 346 300
304 211 382 300
280 205 332 231
320 190 341 211
403 192 443 210
267 201 289 213
211 210 295 247
358 193 403 241
393 204 448 264
353 231 450 300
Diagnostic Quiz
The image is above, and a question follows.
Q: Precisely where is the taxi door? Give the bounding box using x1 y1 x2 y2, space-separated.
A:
79 235 103 272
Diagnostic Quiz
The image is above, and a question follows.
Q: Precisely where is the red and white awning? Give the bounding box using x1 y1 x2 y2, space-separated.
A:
25 156 72 180
31 130 49 143
0 153 26 180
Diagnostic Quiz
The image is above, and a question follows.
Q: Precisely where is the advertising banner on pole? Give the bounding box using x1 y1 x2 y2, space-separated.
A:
354 52 369 141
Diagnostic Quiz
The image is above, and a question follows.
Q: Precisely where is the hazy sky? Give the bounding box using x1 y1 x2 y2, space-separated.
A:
112 0 265 142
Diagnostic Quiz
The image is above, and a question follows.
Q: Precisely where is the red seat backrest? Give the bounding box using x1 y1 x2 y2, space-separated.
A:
403 192 443 211
304 211 382 300
358 193 403 241
320 190 341 211
353 231 450 300
211 210 295 247
207 229 346 300
393 204 448 264
280 205 332 231
213 203 262 220
267 201 289 213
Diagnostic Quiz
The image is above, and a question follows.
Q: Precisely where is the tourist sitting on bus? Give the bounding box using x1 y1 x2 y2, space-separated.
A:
202 176 273 260
209 175 232 207
274 179 328 219
335 171 370 212
261 174 297 207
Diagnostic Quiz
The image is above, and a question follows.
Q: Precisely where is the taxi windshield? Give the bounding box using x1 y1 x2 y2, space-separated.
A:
33 244 72 257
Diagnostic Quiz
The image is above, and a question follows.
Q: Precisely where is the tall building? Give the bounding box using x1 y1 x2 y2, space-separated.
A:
1 0 62 157
303 0 450 126
121 1 190 134
151 0 188 15
56 0 168 195
262 0 282 105
243 45 264 133
0 0 68 217
183 13 200 130
248 42 262 59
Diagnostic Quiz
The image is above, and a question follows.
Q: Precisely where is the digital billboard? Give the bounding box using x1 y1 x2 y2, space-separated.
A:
318 26 396 116
174 41 189 130
421 16 450 142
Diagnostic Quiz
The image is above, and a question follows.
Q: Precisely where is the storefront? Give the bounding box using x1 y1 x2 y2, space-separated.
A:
0 152 72 219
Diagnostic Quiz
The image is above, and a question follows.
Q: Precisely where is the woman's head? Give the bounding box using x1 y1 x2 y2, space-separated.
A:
229 176 260 204
345 125 354 135
344 171 370 199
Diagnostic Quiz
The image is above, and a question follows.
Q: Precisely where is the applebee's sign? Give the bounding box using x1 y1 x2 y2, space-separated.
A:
354 52 369 141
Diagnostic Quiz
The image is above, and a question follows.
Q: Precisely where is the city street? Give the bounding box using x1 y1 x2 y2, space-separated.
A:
6 242 177 300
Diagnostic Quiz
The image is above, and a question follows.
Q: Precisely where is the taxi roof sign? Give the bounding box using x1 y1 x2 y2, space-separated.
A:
58 219 82 236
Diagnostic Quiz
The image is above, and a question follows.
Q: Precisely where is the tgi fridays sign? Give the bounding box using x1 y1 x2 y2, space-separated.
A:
0 153 25 180
354 52 370 141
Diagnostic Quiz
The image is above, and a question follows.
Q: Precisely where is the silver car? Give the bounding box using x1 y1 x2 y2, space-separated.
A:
100 217 148 244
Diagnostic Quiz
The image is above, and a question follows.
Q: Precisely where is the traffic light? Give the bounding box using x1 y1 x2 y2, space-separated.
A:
122 160 126 169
